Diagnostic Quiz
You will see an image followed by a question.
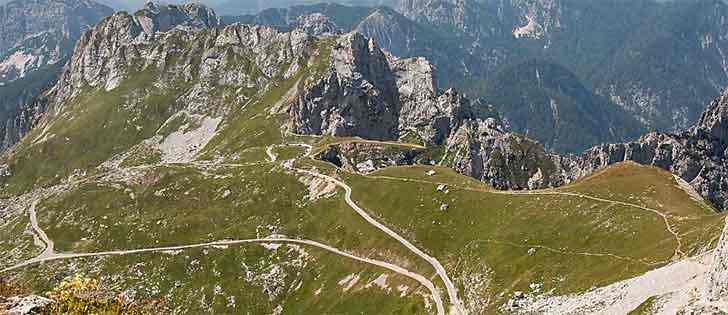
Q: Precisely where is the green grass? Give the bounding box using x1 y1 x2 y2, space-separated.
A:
2 69 184 194
10 245 428 314
628 296 658 315
18 162 437 313
336 162 725 312
1 28 724 315
201 39 334 162
0 212 36 268
563 162 718 216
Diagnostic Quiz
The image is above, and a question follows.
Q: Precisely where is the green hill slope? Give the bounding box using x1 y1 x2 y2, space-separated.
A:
0 5 725 314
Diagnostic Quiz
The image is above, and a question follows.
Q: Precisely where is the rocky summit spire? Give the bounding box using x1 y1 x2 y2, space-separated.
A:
692 88 728 142
134 1 222 35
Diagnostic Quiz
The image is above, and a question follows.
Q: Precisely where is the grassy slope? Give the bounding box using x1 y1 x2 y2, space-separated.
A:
2 69 182 194
0 37 439 314
0 211 35 264
339 161 726 312
14 246 427 314
6 162 436 314
0 28 724 314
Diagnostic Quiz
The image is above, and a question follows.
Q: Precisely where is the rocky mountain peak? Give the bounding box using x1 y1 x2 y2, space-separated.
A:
290 32 400 140
294 13 340 37
333 32 394 87
692 88 728 142
289 29 486 146
49 2 228 105
134 1 222 35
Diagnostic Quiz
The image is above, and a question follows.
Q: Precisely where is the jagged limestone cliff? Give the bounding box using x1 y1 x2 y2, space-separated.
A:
289 33 400 140
706 218 728 302
1 4 726 314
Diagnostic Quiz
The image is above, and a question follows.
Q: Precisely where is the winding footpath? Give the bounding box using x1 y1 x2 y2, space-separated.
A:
27 201 54 259
367 173 686 260
268 144 465 314
3 144 450 315
295 168 464 314
0 237 445 314
495 190 685 259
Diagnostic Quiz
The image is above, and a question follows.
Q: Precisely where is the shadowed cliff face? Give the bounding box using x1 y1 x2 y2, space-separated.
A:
289 31 474 145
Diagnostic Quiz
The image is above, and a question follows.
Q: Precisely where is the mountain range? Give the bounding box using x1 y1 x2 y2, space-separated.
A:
1 1 728 314
236 0 728 154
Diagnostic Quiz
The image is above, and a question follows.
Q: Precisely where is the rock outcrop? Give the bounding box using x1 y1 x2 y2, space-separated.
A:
317 142 425 174
290 32 400 140
444 117 571 190
392 57 472 144
295 13 340 37
0 295 54 315
569 90 728 211
705 218 728 302
289 32 476 144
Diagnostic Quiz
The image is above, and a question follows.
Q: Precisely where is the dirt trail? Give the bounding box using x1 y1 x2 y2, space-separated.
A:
366 173 686 260
4 144 448 314
0 237 445 314
293 167 466 314
27 201 54 259
497 190 685 259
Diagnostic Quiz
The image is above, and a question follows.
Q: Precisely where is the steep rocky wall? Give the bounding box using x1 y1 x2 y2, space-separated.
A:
705 218 728 302
289 32 400 140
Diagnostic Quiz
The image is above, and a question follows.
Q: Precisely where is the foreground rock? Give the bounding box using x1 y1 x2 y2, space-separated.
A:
0 295 54 315
706 219 728 301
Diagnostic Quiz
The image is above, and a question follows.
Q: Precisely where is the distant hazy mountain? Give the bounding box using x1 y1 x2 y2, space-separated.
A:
214 0 396 14
53 0 397 15
238 0 728 154
0 0 113 152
